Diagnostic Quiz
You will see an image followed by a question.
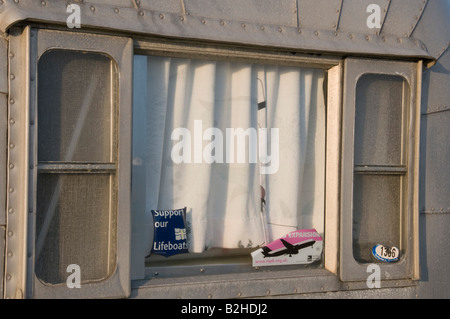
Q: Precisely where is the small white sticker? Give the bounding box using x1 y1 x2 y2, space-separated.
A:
372 244 399 262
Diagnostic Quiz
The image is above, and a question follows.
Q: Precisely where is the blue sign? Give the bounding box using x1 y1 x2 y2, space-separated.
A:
151 207 189 257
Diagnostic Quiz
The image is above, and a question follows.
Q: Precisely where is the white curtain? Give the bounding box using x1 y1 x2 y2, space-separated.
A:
132 56 326 255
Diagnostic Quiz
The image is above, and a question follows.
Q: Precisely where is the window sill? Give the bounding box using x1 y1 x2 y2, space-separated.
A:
130 266 418 299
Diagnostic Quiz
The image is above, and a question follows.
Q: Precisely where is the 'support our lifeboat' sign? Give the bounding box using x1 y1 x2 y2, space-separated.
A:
151 207 189 257
251 229 323 267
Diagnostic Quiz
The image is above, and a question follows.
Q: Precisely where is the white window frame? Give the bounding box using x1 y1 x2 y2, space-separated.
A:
131 39 343 282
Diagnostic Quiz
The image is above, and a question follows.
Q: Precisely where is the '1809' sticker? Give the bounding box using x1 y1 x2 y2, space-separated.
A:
372 244 399 262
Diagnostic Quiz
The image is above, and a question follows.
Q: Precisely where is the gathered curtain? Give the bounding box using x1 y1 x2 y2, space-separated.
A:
132 55 326 255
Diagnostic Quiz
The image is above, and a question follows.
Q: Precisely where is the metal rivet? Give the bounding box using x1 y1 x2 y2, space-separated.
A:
208 295 212 299
179 16 185 21
7 252 13 257
10 98 15 105
200 268 205 273
10 74 15 80
8 231 13 237
201 18 206 24
8 208 14 214
30 164 34 169
10 143 15 149
260 25 265 31
314 31 319 36
266 290 270 295
349 34 353 39
160 14 165 19
14 0 19 3
41 1 46 6
6 274 11 281
366 35 370 41
241 23 246 28
114 8 119 13
220 20 225 26
90 6 95 12
9 187 14 193
139 10 144 16
30 120 35 126
298 28 302 34
237 292 242 297
9 163 14 169
278 27 283 32
9 52 14 58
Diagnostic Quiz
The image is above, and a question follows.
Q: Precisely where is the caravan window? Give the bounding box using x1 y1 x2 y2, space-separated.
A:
131 55 327 273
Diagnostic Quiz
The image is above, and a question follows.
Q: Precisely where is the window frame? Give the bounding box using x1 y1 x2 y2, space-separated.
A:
6 26 423 299
129 43 422 297
131 39 342 283
25 28 133 298
340 58 421 282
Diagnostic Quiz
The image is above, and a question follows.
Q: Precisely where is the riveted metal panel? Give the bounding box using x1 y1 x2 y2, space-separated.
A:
131 0 183 13
0 94 6 227
419 50 450 215
87 0 135 8
0 0 433 61
420 49 450 115
4 26 30 299
0 226 4 298
130 268 417 299
418 213 450 298
412 0 450 60
88 0 184 13
380 0 427 38
0 36 7 93
419 46 450 215
184 0 298 27
338 0 390 34
0 35 7 228
420 110 450 214
297 0 342 31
